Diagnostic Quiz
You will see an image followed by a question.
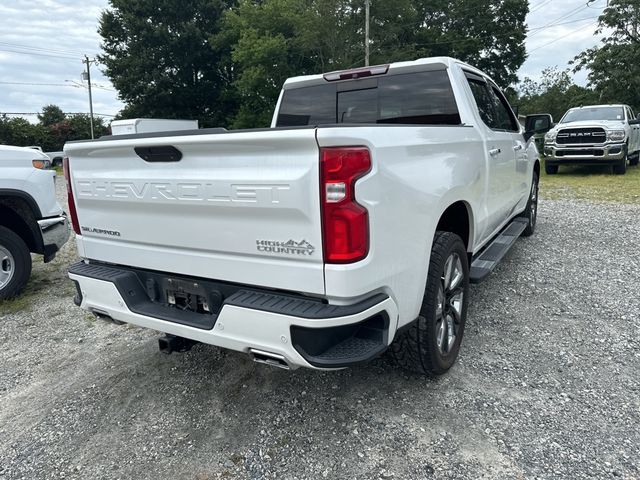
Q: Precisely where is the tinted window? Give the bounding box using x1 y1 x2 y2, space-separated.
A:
276 70 461 126
489 86 519 131
275 84 335 126
467 79 496 128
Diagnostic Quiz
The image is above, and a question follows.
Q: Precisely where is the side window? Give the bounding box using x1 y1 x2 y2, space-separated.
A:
627 107 635 121
488 85 519 132
467 78 496 128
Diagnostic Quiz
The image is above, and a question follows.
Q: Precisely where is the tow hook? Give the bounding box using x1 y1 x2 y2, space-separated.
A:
158 334 198 354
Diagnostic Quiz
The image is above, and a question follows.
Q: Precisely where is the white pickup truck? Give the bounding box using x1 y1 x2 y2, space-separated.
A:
65 57 545 375
543 104 640 175
0 145 69 299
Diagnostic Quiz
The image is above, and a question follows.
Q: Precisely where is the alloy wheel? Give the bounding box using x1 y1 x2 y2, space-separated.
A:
435 253 464 355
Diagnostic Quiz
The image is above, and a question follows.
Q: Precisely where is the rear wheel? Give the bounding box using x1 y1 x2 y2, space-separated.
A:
520 171 539 237
545 163 558 175
629 152 639 166
0 226 32 300
390 232 469 376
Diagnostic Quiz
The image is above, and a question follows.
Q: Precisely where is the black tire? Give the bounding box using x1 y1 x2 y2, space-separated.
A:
0 226 32 300
629 153 639 166
545 163 558 175
390 232 469 376
613 158 627 175
520 171 539 237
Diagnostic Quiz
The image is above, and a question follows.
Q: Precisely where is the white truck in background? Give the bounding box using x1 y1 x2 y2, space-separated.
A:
0 145 69 299
543 104 640 175
65 57 547 375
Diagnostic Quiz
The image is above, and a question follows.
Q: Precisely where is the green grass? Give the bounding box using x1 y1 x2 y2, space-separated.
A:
54 166 63 176
540 161 640 204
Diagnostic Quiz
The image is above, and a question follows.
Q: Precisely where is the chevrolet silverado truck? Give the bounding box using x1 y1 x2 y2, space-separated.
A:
64 57 545 375
543 104 640 175
0 145 69 299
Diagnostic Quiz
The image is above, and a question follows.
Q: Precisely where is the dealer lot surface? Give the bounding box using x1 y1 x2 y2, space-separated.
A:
0 173 639 480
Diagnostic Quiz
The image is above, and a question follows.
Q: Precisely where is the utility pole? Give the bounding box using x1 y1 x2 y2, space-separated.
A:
82 55 95 139
365 0 370 66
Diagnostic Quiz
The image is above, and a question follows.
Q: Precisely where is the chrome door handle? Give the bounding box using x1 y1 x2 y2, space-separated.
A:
489 148 501 157
513 144 524 151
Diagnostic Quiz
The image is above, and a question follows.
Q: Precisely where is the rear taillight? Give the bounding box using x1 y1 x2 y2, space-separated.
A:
62 157 81 235
320 147 371 264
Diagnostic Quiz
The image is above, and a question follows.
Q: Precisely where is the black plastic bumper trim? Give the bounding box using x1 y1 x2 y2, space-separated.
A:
291 312 390 368
69 261 389 329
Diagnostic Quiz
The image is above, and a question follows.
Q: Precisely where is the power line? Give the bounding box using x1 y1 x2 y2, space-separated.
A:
0 80 115 92
0 81 74 87
0 41 90 57
529 0 554 14
0 48 80 61
528 20 600 53
1 112 116 117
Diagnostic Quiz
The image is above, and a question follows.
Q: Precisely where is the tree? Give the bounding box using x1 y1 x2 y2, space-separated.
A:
216 0 364 128
98 0 237 128
37 105 66 127
223 0 529 128
0 108 109 151
573 0 640 110
516 67 599 121
407 0 528 87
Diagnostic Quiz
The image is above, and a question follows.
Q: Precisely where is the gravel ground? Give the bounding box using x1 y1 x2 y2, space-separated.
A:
0 176 639 480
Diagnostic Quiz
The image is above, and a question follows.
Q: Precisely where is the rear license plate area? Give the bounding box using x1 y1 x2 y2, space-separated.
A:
164 277 223 315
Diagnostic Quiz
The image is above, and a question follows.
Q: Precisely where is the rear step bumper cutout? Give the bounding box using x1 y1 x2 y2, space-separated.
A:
290 312 390 368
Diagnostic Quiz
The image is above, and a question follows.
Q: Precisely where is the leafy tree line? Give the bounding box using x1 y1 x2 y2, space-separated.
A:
0 105 108 151
99 0 529 129
515 67 600 122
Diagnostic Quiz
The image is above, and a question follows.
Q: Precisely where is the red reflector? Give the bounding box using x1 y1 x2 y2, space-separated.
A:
62 157 81 235
320 147 371 263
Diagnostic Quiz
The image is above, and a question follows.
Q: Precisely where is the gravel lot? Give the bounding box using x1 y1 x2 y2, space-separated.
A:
0 175 639 480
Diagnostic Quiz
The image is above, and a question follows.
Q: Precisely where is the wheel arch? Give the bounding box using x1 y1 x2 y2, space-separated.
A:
435 200 474 253
0 195 43 254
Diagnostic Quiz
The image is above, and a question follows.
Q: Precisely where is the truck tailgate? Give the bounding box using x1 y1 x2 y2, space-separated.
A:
64 129 325 295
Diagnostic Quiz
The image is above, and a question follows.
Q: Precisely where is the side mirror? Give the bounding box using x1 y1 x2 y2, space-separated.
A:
629 118 640 126
524 113 554 141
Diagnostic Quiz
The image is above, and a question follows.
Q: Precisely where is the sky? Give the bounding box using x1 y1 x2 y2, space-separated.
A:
0 0 610 124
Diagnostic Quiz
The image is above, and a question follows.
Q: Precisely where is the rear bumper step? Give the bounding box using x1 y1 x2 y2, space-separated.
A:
68 261 397 369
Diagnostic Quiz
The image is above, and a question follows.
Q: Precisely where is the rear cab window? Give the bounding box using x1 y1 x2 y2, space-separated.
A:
276 70 461 127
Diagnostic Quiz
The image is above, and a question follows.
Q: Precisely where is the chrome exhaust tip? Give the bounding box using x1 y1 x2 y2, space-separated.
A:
249 349 290 370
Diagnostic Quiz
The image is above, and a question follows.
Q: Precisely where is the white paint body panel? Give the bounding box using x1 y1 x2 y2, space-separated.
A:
65 129 326 294
66 57 538 356
0 145 64 218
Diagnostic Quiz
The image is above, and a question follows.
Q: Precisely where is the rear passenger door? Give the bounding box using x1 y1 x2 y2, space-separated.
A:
465 73 521 238
486 82 529 207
